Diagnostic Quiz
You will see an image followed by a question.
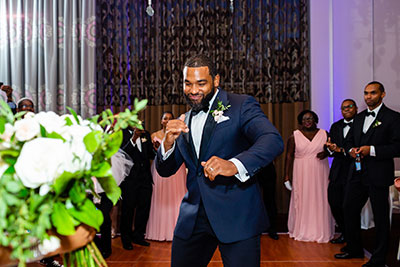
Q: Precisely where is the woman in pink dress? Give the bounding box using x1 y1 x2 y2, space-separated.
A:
284 110 334 243
146 111 187 241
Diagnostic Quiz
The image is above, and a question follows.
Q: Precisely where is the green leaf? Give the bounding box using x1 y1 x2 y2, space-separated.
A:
103 130 123 158
53 171 76 196
0 117 6 133
69 181 86 204
66 107 80 124
47 131 66 141
40 124 47 137
29 193 48 213
3 192 20 206
5 180 21 193
51 202 79 235
64 116 73 126
0 149 19 158
91 161 112 177
83 130 102 153
67 199 103 231
134 99 148 112
97 176 121 205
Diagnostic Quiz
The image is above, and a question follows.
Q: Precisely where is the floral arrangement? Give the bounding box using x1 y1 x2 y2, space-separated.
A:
0 99 147 266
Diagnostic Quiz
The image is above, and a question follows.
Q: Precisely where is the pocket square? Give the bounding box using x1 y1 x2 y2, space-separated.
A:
217 115 230 124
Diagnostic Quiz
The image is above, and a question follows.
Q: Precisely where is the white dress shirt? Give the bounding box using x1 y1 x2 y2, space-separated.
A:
161 89 250 182
343 119 353 138
362 103 382 157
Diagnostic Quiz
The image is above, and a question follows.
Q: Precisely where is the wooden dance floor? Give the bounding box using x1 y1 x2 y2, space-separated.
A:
26 234 369 266
84 234 367 266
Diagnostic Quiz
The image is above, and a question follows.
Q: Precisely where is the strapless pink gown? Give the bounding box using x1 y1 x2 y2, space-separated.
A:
145 137 187 241
288 129 334 243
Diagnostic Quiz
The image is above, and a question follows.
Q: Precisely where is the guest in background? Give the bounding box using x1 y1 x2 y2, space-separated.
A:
146 111 187 241
254 162 279 240
334 81 400 267
325 99 357 245
17 97 35 113
1 85 17 114
119 126 155 250
285 110 334 243
93 149 133 258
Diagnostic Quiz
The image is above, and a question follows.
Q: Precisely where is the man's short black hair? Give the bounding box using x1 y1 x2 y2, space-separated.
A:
367 81 385 93
184 54 217 79
297 109 319 125
342 99 357 107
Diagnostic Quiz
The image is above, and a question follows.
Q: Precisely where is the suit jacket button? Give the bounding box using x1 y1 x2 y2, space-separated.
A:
198 172 202 176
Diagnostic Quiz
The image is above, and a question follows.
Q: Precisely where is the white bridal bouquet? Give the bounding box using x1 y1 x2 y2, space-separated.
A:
0 99 147 267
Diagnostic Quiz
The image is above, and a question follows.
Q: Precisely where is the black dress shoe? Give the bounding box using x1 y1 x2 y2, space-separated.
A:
101 250 112 259
330 234 345 244
122 241 133 250
334 252 364 259
362 261 386 267
132 238 150 247
268 232 279 240
340 246 348 252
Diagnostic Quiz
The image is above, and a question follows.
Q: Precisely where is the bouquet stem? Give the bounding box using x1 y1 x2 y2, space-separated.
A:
63 242 107 267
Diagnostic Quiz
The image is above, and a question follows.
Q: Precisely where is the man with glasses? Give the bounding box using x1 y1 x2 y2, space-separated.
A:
326 99 357 246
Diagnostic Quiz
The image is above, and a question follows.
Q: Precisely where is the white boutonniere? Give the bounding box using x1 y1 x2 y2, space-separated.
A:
211 100 231 123
141 137 147 143
372 120 382 128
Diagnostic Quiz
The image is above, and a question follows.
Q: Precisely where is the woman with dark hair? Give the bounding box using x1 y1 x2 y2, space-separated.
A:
145 112 187 241
284 110 334 243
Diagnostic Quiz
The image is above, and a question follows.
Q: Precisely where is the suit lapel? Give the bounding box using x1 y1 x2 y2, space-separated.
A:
338 120 345 144
198 90 229 161
178 111 197 163
362 104 386 143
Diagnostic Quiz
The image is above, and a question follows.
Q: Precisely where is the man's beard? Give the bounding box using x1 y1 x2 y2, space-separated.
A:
184 86 215 112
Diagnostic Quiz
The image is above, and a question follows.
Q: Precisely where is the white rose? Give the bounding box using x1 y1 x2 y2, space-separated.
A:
34 111 65 134
14 118 40 141
58 124 93 172
63 140 93 172
14 138 69 188
0 123 15 149
59 124 92 142
38 236 60 255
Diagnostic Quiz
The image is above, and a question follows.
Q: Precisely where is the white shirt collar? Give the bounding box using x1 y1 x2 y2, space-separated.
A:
368 102 383 115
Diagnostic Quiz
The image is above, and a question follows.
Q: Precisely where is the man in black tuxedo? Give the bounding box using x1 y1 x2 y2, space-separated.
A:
334 81 400 267
326 99 358 244
120 126 155 250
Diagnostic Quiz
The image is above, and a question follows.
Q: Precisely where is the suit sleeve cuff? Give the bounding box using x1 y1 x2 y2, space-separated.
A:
229 158 250 182
161 141 176 160
370 145 376 157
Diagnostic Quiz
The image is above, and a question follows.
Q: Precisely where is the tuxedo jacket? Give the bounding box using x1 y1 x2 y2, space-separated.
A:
156 89 284 243
328 119 353 184
121 129 155 184
344 104 400 187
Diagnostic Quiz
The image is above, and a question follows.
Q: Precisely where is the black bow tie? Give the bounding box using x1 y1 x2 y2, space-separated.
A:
344 121 353 127
191 105 209 116
366 111 376 117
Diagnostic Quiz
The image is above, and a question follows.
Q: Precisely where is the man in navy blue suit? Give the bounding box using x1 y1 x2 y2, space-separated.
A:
156 54 284 267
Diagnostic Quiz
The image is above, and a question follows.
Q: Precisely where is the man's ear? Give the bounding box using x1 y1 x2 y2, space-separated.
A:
214 74 220 88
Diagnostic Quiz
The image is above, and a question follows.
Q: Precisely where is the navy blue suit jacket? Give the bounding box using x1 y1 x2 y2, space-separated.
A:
156 90 284 243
